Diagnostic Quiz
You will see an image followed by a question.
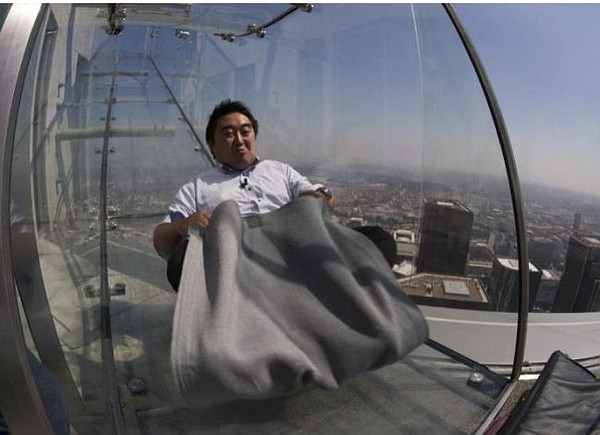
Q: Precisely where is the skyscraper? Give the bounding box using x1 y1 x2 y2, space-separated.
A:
535 268 561 312
416 198 473 275
487 257 541 312
528 237 558 269
553 234 600 313
573 212 582 234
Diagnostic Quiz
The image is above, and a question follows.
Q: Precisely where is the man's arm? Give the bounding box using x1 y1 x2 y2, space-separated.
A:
153 211 212 257
299 187 337 211
284 163 336 211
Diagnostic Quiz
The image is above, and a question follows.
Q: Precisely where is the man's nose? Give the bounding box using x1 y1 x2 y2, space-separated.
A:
233 131 244 144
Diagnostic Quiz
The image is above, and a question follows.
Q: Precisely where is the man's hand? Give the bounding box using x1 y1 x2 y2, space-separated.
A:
186 210 212 230
172 210 212 236
300 188 337 211
154 210 212 257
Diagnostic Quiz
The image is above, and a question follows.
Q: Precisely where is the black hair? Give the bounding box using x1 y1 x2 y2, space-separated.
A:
205 99 259 145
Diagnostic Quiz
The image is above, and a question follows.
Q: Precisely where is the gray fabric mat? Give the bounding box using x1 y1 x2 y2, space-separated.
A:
171 196 428 408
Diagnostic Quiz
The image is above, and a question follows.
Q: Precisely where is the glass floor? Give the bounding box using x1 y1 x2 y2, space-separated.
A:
32 216 507 434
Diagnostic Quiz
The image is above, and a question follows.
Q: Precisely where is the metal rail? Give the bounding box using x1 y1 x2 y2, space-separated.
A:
0 4 55 433
443 2 529 383
149 56 215 165
442 3 530 434
214 3 313 42
99 56 126 435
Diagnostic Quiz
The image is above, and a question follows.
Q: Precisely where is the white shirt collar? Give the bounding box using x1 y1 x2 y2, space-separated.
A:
217 157 260 174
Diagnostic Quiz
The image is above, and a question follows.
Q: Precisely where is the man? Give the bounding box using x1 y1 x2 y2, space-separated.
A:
153 99 335 259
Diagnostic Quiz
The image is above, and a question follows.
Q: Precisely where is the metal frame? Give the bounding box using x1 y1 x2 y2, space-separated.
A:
98 56 127 435
214 3 313 42
443 3 529 382
443 3 530 434
150 56 215 165
0 4 55 433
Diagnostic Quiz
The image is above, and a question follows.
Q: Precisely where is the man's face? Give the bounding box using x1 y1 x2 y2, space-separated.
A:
210 112 257 170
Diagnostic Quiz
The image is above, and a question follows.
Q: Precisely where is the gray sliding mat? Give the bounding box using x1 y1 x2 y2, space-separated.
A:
171 196 428 408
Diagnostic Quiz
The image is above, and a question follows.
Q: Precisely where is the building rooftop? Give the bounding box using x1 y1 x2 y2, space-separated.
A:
497 257 540 272
581 235 600 246
398 273 489 309
425 197 472 213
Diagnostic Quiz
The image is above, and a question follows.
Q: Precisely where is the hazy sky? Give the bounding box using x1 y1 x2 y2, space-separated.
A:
453 4 600 197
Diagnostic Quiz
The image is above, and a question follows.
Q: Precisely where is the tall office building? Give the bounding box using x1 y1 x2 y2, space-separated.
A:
553 234 600 312
416 198 473 275
573 212 582 234
487 257 541 312
535 269 561 312
528 237 558 269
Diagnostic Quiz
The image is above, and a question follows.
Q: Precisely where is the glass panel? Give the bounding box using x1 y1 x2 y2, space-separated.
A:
10 3 515 433
411 4 519 370
453 4 600 375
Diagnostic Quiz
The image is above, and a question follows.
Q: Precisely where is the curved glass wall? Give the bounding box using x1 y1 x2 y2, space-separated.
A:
411 5 523 371
6 2 595 434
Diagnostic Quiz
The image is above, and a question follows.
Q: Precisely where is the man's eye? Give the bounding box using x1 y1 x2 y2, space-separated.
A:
241 128 252 136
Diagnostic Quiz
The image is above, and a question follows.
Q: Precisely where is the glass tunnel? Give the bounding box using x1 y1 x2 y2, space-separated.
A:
0 3 598 434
